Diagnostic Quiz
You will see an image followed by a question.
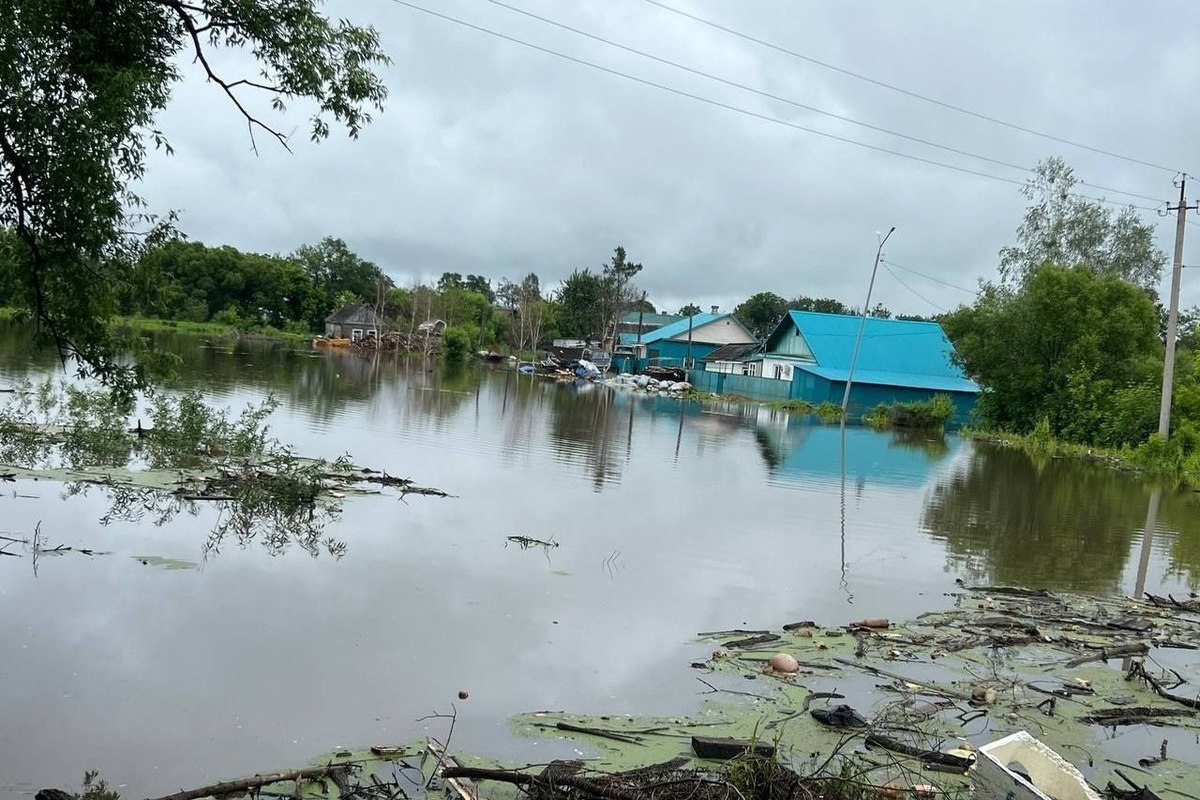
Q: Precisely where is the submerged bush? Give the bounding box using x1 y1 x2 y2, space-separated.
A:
864 394 955 431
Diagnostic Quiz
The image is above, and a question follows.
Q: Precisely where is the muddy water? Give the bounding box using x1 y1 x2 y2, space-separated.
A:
1 328 1198 798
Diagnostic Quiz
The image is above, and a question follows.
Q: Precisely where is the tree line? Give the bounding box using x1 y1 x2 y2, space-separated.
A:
940 158 1200 462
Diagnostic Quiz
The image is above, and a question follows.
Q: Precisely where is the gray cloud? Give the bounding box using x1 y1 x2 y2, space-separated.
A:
141 0 1200 316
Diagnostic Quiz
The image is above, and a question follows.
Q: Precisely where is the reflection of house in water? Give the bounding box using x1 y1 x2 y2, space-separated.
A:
754 415 959 489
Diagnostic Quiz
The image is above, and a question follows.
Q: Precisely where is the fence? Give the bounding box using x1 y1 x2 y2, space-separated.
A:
687 369 796 401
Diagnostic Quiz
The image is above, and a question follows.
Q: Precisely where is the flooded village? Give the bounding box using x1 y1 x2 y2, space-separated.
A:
2 3 1199 800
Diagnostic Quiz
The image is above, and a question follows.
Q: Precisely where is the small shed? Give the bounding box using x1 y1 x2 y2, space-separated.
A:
324 304 390 341
417 319 447 337
702 342 760 374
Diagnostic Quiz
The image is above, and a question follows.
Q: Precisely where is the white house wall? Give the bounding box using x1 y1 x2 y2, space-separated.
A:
761 356 801 381
667 317 754 345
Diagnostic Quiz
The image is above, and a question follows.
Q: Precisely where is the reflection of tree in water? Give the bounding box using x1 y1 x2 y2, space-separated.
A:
546 383 627 491
1159 500 1200 589
70 477 347 560
919 444 1200 592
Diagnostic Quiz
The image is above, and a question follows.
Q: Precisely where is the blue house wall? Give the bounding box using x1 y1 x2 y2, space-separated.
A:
689 368 976 426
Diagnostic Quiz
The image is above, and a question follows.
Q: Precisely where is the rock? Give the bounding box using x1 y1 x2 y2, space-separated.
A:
766 652 800 674
677 382 692 391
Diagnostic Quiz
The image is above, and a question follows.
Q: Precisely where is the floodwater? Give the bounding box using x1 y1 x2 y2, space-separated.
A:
1 326 1199 798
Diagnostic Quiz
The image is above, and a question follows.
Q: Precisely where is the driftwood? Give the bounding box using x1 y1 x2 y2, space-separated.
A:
1064 642 1149 667
690 736 775 760
428 737 478 800
1127 660 1200 710
722 633 780 649
863 733 973 771
552 721 643 745
1145 593 1200 614
1079 706 1193 726
444 763 644 800
142 765 352 800
832 657 972 701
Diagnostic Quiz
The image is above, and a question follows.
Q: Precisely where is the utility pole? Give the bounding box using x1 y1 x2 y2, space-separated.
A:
842 227 895 415
1157 177 1198 439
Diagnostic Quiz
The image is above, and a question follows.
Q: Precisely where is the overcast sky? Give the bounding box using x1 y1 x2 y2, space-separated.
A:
142 0 1200 316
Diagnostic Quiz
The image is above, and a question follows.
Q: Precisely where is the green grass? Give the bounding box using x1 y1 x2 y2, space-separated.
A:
965 425 1200 486
112 316 313 342
0 306 29 322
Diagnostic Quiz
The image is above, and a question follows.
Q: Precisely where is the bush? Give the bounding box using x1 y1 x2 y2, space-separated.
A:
443 326 471 365
815 401 843 423
863 394 955 431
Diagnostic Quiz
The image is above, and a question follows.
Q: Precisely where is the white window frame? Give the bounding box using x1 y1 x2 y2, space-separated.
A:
352 328 364 341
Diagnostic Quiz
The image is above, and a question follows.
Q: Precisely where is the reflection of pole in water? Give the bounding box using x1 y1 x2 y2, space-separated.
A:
626 392 635 460
674 402 684 462
1134 487 1162 599
839 418 852 602
1125 486 1162 671
501 368 511 415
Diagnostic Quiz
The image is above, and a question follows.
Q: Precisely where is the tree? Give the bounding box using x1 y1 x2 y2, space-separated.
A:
597 246 642 345
463 274 494 304
790 295 852 315
633 297 656 313
293 237 388 328
557 269 604 341
437 272 464 292
942 264 1161 445
678 303 702 316
0 1 389 391
734 292 787 339
868 302 892 319
998 157 1166 293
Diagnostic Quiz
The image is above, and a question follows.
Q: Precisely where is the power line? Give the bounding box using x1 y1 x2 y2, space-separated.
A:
387 0 1030 186
882 264 948 313
480 0 1171 208
641 0 1185 176
882 259 980 294
388 0 1172 213
480 0 1033 175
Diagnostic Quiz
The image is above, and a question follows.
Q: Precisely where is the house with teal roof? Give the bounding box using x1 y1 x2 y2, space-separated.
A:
747 311 978 422
612 312 756 373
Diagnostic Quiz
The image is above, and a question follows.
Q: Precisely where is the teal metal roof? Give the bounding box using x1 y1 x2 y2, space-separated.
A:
779 311 977 392
620 311 685 327
797 365 979 394
629 313 724 344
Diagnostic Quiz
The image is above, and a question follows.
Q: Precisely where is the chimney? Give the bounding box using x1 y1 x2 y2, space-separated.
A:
710 305 719 314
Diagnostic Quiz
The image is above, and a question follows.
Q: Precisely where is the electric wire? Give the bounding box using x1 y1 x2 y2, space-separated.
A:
641 0 1186 176
881 263 948 313
387 0 1167 212
480 0 1170 208
882 260 980 294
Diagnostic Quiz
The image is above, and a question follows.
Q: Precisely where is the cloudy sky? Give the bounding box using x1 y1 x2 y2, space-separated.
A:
142 0 1200 316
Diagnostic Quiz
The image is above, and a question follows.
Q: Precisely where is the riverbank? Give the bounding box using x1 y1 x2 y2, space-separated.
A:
112 315 313 343
966 427 1200 487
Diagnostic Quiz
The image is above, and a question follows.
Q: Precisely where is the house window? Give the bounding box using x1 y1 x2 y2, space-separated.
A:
741 362 754 376
352 328 364 341
773 364 784 380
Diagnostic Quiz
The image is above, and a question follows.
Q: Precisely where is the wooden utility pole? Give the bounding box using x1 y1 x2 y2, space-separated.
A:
1157 178 1198 440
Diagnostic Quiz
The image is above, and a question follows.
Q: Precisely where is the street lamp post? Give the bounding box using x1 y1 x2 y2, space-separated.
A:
841 227 895 415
